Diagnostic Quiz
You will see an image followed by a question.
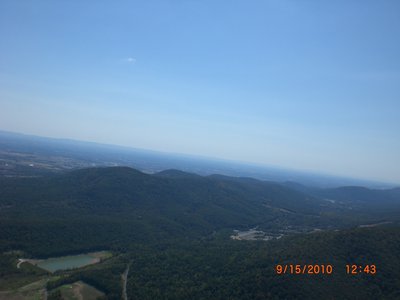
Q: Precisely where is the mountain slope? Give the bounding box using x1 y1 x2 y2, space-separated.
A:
0 167 400 299
0 167 399 257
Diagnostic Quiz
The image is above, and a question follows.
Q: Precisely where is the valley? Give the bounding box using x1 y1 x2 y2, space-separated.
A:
0 166 399 299
2 0 399 298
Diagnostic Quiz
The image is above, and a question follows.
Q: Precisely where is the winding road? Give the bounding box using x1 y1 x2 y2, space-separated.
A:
122 261 132 300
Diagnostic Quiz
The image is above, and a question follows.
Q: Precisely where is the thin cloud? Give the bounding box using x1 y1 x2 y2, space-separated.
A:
118 57 137 65
125 57 136 64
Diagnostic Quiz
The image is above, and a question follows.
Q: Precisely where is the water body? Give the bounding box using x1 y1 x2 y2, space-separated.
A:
32 252 106 272
36 254 96 272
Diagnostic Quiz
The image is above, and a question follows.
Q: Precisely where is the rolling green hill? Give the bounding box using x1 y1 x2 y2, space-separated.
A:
1 167 399 256
0 167 399 299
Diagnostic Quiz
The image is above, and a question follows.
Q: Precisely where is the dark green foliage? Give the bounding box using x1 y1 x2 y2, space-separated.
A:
0 167 399 298
1 167 398 257
0 252 47 290
39 227 397 300
48 289 63 300
0 167 326 256
45 255 127 300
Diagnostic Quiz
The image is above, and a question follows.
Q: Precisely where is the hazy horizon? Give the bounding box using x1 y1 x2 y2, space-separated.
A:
2 129 399 187
1 1 400 184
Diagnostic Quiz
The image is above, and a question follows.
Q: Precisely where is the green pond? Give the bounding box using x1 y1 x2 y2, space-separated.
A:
36 254 97 272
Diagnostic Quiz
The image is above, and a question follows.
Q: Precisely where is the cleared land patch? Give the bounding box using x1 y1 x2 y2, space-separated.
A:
0 279 47 300
49 281 105 300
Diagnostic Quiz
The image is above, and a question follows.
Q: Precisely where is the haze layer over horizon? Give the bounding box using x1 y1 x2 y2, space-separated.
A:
1 1 399 183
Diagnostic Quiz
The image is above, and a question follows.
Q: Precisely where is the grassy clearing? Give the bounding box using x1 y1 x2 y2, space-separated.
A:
49 281 105 300
0 279 47 300
0 254 48 291
0 251 110 299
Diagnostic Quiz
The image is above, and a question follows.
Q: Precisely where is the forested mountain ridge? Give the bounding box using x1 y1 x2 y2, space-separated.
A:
0 167 400 299
0 167 399 257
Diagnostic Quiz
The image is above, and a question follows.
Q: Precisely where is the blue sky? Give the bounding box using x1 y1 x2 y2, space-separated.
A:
1 0 400 183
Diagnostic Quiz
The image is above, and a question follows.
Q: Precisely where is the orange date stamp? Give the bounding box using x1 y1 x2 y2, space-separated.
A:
275 264 377 275
276 264 333 275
